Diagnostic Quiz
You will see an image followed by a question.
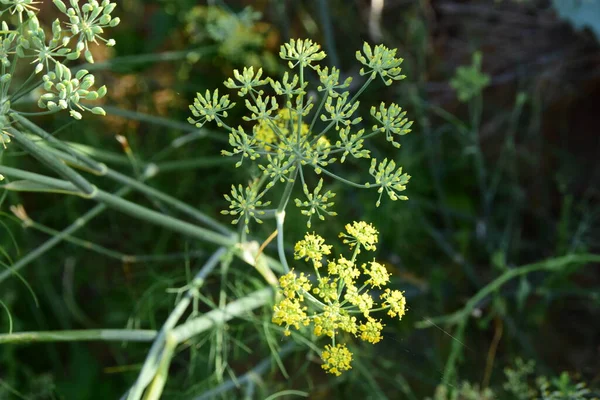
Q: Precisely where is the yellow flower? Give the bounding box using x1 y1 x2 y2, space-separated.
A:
278 269 311 299
313 303 341 337
294 233 332 269
313 303 357 337
363 260 390 288
321 344 353 376
344 285 374 316
340 221 379 251
380 288 406 319
272 297 310 336
327 256 360 285
313 276 338 302
358 317 384 344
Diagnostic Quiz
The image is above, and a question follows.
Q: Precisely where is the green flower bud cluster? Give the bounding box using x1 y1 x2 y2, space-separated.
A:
188 38 413 233
39 64 106 119
0 0 120 121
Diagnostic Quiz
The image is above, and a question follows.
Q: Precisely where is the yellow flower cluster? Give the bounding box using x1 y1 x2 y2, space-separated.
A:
272 221 407 376
253 108 330 151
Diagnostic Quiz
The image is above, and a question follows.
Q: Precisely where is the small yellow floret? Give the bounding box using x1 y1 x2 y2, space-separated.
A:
278 269 311 299
340 221 379 251
327 256 360 285
363 260 390 288
313 276 338 302
272 297 310 335
294 233 332 269
358 317 384 344
380 288 407 319
321 344 353 376
344 285 374 316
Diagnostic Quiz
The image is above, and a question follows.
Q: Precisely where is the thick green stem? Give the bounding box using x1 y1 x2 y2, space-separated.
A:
36 139 231 235
13 113 105 173
9 128 96 195
0 329 157 344
171 287 273 343
127 248 227 400
0 167 235 247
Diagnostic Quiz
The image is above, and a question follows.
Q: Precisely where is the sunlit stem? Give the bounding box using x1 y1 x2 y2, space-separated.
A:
0 329 157 344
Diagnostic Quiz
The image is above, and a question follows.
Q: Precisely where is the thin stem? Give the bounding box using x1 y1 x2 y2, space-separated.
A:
10 110 58 117
319 167 372 189
412 253 600 382
274 169 298 273
9 70 36 100
80 46 218 72
349 75 375 104
194 342 296 400
308 92 328 136
17 216 206 263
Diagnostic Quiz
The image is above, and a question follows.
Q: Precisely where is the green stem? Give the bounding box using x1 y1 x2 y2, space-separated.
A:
19 217 206 264
349 75 375 104
9 128 96 195
0 166 235 247
37 142 231 235
127 248 227 400
80 46 218 72
274 169 298 273
142 333 177 400
12 113 105 174
10 110 59 117
0 329 157 344
319 168 372 189
171 287 273 343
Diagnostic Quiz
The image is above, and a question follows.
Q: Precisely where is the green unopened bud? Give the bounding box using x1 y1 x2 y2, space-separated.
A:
66 51 80 60
1 74 11 84
109 17 120 27
91 107 106 116
1 100 10 114
83 50 94 64
96 85 107 98
69 110 82 120
53 0 67 13
103 3 116 15
75 69 89 80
